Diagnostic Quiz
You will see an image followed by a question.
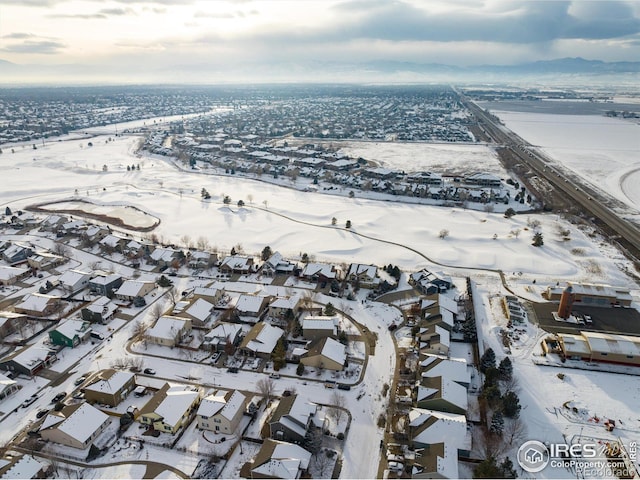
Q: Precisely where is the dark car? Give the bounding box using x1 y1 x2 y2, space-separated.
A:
143 368 156 375
282 390 292 397
227 367 239 373
52 392 66 403
36 409 49 419
337 384 351 391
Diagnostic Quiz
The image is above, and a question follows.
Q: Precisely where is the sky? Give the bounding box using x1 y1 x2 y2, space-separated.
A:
1 0 640 84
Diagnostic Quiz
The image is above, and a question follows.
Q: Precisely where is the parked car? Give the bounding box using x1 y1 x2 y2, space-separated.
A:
36 409 49 419
269 373 280 379
282 390 292 397
22 395 38 408
143 368 156 375
72 392 84 400
74 376 87 385
52 392 66 403
337 383 351 391
227 367 239 373
210 352 221 364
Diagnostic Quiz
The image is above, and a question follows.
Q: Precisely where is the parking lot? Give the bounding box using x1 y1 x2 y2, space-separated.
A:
531 302 640 336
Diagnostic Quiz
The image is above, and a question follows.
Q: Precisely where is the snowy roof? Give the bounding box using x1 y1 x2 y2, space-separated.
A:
548 282 632 300
99 234 126 247
348 263 377 279
150 247 179 262
148 316 189 341
85 296 118 317
409 407 471 451
437 294 458 314
465 172 501 181
116 280 154 297
54 402 110 445
420 356 470 386
582 331 640 357
155 386 200 427
197 390 245 421
90 273 122 286
205 322 243 341
242 323 284 354
193 286 223 299
85 370 135 395
301 263 336 279
269 295 300 310
236 294 268 314
0 455 45 479
220 255 253 270
185 298 214 322
58 269 90 288
0 265 28 281
319 337 347 365
419 376 468 412
559 333 591 355
14 293 58 313
303 317 337 333
5 345 50 369
0 373 16 388
253 439 312 479
54 319 90 340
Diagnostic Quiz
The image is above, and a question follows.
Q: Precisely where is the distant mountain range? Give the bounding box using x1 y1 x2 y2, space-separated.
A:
1 57 639 85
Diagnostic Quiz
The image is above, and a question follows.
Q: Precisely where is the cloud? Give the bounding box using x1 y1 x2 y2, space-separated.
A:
99 8 136 16
0 39 65 54
2 33 37 39
47 7 135 19
0 0 63 5
194 10 235 19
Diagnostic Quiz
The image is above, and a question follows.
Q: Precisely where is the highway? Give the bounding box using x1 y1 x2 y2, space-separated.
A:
459 93 640 261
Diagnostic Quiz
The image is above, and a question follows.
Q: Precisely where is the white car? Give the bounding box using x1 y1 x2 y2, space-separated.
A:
22 395 38 408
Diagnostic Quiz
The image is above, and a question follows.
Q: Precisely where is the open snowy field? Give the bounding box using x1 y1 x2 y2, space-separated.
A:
337 141 504 176
0 131 635 288
488 110 640 212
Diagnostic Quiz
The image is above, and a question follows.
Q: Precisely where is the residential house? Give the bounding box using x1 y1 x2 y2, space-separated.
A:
146 316 192 347
262 252 296 276
235 294 271 322
187 251 217 270
248 439 312 479
177 298 215 327
302 316 338 341
2 243 33 265
99 234 128 253
347 263 379 288
410 269 453 294
39 402 111 450
268 395 317 444
411 443 458 480
83 225 110 243
0 345 57 376
49 319 91 348
83 369 136 407
192 286 224 304
300 337 346 371
115 280 155 301
219 255 254 274
26 252 65 271
409 408 471 458
40 214 68 232
197 389 247 434
464 172 502 187
416 376 467 415
13 293 62 317
0 266 29 286
88 273 123 297
418 324 450 356
81 296 118 324
0 312 24 339
138 383 201 435
150 247 184 268
202 322 244 351
239 323 284 359
300 263 337 283
57 269 91 295
0 454 48 479
420 355 470 388
268 295 301 320
0 373 19 401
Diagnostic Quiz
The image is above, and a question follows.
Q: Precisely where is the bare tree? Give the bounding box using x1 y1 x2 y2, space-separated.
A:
438 229 450 239
180 234 192 249
132 320 149 341
196 236 210 250
256 377 275 404
328 392 346 424
149 302 165 322
52 242 70 257
167 286 180 307
502 417 527 448
313 451 333 477
247 194 254 204
510 229 521 239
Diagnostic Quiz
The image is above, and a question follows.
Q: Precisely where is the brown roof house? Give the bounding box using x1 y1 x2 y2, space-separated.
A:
300 337 347 372
83 370 136 407
268 394 317 444
247 439 311 479
39 402 111 452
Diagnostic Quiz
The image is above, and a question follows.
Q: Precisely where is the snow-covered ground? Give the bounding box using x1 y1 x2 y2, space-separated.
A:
486 109 640 213
337 141 503 175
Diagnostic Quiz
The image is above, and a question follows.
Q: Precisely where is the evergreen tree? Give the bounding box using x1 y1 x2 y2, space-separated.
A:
500 458 517 478
5 206 11 216
345 220 352 229
261 245 273 261
480 348 496 373
498 357 513 380
473 457 502 478
324 302 336 316
532 232 544 247
272 338 286 371
502 391 522 418
482 384 502 408
504 208 516 218
490 411 504 434
296 363 305 376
